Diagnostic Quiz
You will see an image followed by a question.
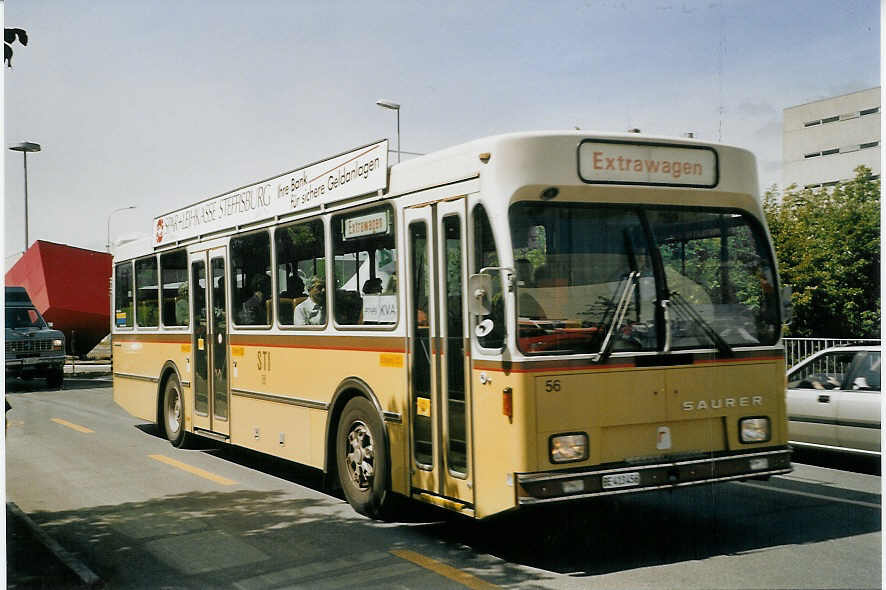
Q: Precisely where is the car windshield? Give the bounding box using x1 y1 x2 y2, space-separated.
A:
6 307 47 330
510 203 781 355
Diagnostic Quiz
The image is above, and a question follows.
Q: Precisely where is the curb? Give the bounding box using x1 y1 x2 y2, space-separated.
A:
7 501 104 588
65 364 112 377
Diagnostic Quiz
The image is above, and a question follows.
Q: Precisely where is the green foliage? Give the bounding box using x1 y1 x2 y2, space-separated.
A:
763 166 880 337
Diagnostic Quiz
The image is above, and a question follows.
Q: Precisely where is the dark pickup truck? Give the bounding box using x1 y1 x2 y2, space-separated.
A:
6 286 65 388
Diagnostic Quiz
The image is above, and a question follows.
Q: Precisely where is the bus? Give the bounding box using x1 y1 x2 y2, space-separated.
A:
112 132 792 519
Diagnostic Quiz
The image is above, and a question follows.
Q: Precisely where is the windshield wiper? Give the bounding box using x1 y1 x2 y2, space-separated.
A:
593 270 639 363
668 291 733 357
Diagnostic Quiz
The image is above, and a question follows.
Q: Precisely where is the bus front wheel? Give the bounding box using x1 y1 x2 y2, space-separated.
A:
163 374 188 448
336 396 391 519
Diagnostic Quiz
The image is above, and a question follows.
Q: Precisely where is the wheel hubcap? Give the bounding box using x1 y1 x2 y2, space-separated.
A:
167 387 181 434
345 420 374 490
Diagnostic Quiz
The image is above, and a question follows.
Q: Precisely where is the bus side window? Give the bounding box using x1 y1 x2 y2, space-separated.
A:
331 206 397 327
472 204 505 348
275 219 324 327
135 256 159 328
114 262 134 328
231 231 272 327
160 249 189 327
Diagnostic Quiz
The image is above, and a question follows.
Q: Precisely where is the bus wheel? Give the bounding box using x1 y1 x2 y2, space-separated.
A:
336 397 390 519
163 375 188 448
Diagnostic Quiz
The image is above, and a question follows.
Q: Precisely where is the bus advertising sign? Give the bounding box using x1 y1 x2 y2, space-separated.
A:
153 140 388 246
578 140 718 188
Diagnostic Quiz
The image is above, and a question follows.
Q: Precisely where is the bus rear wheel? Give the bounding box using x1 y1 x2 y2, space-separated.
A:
336 396 391 519
163 374 188 448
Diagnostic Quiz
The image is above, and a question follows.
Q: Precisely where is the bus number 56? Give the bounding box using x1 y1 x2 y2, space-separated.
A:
545 379 561 392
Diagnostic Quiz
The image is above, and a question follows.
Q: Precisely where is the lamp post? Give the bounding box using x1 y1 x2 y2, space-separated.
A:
107 206 137 252
9 141 41 250
375 99 400 163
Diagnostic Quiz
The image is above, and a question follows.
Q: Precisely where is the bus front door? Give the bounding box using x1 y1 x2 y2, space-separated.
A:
189 247 231 439
405 198 474 512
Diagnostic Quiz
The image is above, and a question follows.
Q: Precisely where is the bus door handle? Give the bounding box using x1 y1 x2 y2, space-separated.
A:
817 394 830 403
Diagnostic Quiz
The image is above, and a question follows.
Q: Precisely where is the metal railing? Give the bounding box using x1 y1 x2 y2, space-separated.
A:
783 337 881 368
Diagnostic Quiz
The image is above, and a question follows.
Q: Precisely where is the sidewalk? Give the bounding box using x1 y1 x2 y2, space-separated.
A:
7 503 103 588
64 360 111 376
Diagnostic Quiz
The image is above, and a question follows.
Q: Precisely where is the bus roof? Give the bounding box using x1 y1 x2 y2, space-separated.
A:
389 130 756 197
115 130 758 262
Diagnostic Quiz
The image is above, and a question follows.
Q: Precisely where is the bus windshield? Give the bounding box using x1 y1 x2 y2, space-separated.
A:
510 203 780 355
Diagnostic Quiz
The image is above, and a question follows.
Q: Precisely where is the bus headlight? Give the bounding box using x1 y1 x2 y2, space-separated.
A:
52 339 64 351
549 433 588 463
740 417 770 443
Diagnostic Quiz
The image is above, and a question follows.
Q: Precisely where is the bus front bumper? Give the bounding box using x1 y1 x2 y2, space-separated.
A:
515 447 792 505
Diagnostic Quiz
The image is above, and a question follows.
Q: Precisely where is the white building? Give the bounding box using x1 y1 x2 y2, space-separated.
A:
782 87 880 189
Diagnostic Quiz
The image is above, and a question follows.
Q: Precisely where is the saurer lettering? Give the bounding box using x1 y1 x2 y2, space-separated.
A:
682 396 764 411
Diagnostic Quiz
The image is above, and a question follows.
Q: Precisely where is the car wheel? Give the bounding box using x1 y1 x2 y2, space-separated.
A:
336 396 391 519
46 367 63 389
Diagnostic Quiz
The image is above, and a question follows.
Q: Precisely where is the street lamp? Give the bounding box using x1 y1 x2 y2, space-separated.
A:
9 141 41 250
107 206 137 252
375 99 400 163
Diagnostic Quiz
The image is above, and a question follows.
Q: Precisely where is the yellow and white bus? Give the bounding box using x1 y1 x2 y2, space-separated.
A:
112 132 792 519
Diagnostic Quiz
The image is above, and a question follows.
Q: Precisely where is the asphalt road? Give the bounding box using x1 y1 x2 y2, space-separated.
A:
5 377 882 589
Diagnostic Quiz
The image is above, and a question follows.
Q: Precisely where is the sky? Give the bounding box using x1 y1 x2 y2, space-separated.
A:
3 0 881 264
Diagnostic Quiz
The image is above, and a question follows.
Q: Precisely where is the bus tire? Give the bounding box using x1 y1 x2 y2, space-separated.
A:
336 396 390 519
163 374 189 448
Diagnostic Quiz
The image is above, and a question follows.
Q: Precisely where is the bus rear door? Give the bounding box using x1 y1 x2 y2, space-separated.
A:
189 247 231 439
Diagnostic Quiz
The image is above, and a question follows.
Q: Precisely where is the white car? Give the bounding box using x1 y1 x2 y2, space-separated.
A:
786 345 881 455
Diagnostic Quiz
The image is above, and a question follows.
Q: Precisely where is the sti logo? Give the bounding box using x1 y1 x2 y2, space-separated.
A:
154 218 166 244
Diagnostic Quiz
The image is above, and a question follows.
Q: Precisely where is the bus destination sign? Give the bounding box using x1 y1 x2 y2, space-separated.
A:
578 140 718 188
153 140 389 246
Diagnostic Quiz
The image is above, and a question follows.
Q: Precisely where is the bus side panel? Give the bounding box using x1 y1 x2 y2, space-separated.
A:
113 375 157 423
229 395 314 463
228 341 409 494
471 368 533 519
113 339 189 424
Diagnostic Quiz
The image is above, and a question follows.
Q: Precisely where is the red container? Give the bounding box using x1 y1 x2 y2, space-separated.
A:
5 241 111 356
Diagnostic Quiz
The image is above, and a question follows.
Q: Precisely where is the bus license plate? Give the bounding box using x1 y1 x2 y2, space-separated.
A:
602 472 640 489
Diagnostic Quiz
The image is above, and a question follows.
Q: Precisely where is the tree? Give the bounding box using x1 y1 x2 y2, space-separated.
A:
763 166 880 338
4 28 28 68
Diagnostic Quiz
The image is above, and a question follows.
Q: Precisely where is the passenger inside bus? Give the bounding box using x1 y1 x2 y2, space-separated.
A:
278 275 306 325
240 275 270 325
295 275 326 325
362 277 383 295
515 258 546 319
174 283 189 324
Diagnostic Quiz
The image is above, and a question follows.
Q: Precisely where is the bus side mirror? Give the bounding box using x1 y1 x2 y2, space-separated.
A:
468 274 492 315
781 284 793 324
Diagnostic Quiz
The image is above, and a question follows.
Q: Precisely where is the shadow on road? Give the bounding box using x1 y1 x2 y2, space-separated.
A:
22 467 881 588
435 477 881 576
127 422 882 581
6 376 111 394
791 447 880 476
19 419 880 587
